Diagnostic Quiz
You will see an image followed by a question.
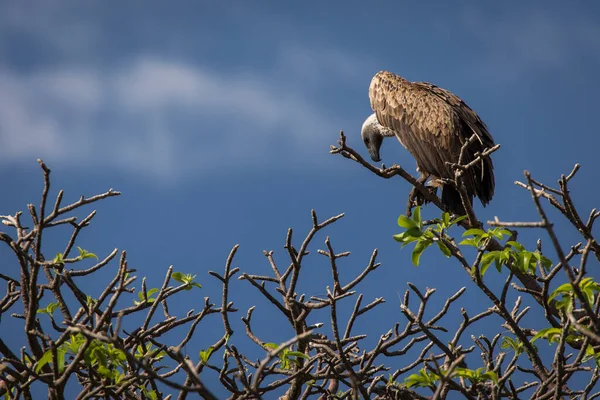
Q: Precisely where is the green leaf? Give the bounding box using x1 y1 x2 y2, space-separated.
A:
405 227 424 238
412 206 422 229
171 272 202 290
498 228 512 237
532 327 562 344
584 278 600 291
398 215 417 229
392 233 405 242
97 365 111 378
57 349 66 373
135 345 147 358
582 289 595 307
507 241 525 252
490 228 510 240
52 253 65 266
480 252 497 277
393 232 419 246
172 272 184 283
501 336 524 355
522 251 533 273
450 215 468 227
453 367 498 384
112 348 127 363
463 228 485 237
436 241 451 257
35 350 53 373
199 346 214 364
142 389 158 400
96 348 108 367
539 255 553 270
264 342 279 350
453 367 473 380
76 246 98 260
37 302 59 316
549 283 574 302
580 278 600 307
498 249 512 272
459 238 479 247
411 240 430 267
442 212 450 227
555 295 574 313
583 345 600 367
404 369 439 388
286 351 310 361
581 277 597 290
135 288 159 305
482 371 498 384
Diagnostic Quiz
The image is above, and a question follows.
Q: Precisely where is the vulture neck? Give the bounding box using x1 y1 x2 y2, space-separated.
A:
363 113 395 138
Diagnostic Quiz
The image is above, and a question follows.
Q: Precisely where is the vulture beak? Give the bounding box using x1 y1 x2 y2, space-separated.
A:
369 149 381 163
367 136 383 162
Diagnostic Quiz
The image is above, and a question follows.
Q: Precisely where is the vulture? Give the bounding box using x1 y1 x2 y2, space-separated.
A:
361 70 495 215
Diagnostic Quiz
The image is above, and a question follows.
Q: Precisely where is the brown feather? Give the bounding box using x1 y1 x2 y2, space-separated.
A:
369 71 495 209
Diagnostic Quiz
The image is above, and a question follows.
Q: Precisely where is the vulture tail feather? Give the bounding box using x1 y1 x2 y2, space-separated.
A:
441 185 469 216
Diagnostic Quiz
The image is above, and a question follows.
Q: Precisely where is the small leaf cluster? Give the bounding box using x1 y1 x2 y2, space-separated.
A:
453 367 498 385
264 343 310 370
134 288 159 306
400 366 497 389
172 272 202 290
37 302 59 316
501 336 527 356
531 325 600 367
199 346 214 364
134 343 166 362
460 229 552 277
35 335 166 398
583 345 600 367
133 271 202 306
548 277 600 313
532 327 581 346
402 368 440 389
393 207 466 266
52 247 98 267
502 321 600 368
35 334 126 383
525 276 600 366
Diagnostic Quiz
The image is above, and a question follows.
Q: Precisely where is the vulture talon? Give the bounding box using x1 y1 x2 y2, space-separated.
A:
406 186 437 216
417 186 438 206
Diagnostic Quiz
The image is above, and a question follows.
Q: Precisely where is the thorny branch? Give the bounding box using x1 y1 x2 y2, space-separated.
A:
330 132 600 399
1 129 599 400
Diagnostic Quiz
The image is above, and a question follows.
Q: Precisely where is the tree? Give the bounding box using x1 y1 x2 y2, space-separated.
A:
0 128 599 399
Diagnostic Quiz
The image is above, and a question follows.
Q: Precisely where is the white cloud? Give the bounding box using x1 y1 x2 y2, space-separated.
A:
0 70 93 160
276 44 377 86
0 2 373 180
0 57 343 180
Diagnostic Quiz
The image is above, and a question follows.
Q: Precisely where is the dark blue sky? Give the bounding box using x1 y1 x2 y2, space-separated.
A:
1 1 599 397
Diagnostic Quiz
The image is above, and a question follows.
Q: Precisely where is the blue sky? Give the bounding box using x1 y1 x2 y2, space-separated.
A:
1 1 600 396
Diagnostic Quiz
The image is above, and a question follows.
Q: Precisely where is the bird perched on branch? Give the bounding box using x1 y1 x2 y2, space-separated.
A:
361 71 496 215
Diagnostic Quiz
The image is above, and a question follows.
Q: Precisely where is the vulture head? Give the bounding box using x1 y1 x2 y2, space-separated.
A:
360 113 394 162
